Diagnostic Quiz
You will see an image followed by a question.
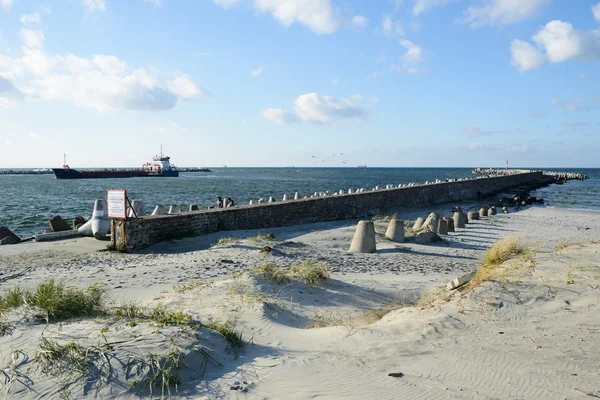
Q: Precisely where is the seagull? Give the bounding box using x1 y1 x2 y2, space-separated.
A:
312 156 315 158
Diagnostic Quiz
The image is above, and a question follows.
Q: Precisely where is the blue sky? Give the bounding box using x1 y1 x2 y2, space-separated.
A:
0 0 599 168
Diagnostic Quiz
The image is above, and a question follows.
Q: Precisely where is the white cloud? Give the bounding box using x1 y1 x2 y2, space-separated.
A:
82 0 106 12
400 39 423 64
0 0 14 9
166 74 203 99
332 77 339 85
461 0 551 28
254 0 339 35
381 15 404 36
511 19 600 71
0 75 22 108
263 108 299 125
510 39 545 71
20 29 45 49
21 13 41 25
533 20 589 63
351 15 368 28
594 3 600 23
465 126 506 137
250 66 264 77
413 0 453 16
294 93 365 124
264 93 366 125
551 97 590 113
0 36 205 112
93 55 127 75
213 0 240 9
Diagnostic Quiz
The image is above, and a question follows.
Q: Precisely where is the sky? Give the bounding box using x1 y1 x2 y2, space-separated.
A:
0 0 599 168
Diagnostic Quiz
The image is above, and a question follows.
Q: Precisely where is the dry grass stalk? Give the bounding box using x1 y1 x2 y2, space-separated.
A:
471 236 525 287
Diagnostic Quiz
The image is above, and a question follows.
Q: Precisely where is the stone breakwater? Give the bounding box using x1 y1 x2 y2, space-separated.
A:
114 171 552 250
471 168 588 181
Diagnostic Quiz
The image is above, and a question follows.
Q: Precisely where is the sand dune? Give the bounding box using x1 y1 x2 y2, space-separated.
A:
1 206 599 399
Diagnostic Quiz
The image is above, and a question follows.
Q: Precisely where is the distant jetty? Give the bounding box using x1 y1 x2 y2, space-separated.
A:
471 168 588 181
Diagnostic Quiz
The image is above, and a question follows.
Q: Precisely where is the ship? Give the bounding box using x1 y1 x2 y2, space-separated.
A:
52 149 179 179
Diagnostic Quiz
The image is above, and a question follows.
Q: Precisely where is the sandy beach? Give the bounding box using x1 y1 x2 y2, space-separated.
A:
1 204 599 399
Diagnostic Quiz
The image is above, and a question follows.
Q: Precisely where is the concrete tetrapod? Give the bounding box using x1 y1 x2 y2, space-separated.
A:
385 219 404 242
282 194 288 201
489 206 497 216
479 206 488 217
413 217 425 230
189 204 199 211
467 211 479 221
453 211 466 229
294 192 301 200
437 218 449 235
128 200 145 218
152 205 165 216
168 205 179 214
423 212 439 233
349 220 376 253
91 199 110 240
444 216 455 232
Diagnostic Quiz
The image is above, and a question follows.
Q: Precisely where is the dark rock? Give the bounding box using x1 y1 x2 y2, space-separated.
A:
73 216 87 230
0 236 20 245
415 231 440 244
260 246 272 253
0 226 21 244
49 216 71 232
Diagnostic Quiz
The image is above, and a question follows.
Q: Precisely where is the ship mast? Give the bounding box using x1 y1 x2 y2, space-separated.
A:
160 143 163 159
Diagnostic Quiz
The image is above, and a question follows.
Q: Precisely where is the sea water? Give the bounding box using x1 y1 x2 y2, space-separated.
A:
0 167 598 238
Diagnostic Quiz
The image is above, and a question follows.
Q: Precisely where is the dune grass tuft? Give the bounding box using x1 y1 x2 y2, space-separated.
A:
417 287 452 309
471 237 525 286
0 280 106 322
554 239 583 253
248 232 276 243
252 263 290 284
212 237 236 247
290 259 329 287
307 310 350 328
204 321 246 357
362 302 406 325
115 301 146 320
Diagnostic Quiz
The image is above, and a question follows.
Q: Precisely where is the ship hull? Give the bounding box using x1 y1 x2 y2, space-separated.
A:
52 169 179 179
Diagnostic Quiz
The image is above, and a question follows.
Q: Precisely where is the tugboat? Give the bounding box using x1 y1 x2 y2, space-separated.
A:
52 147 179 179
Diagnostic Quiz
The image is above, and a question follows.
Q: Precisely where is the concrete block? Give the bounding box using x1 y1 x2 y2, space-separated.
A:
446 271 476 290
385 219 404 242
36 230 80 242
349 221 376 253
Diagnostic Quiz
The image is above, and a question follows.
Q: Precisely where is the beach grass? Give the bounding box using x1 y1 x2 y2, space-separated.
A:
290 259 329 287
362 302 407 325
554 239 583 253
0 280 106 322
471 237 525 286
253 263 290 284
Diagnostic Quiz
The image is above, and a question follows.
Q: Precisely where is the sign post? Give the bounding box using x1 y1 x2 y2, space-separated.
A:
107 189 127 220
107 189 127 249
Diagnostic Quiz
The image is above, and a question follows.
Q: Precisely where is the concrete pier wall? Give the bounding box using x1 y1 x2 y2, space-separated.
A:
114 171 548 250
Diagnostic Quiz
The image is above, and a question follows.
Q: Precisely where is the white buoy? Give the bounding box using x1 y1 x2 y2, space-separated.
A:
151 205 165 216
91 199 110 240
